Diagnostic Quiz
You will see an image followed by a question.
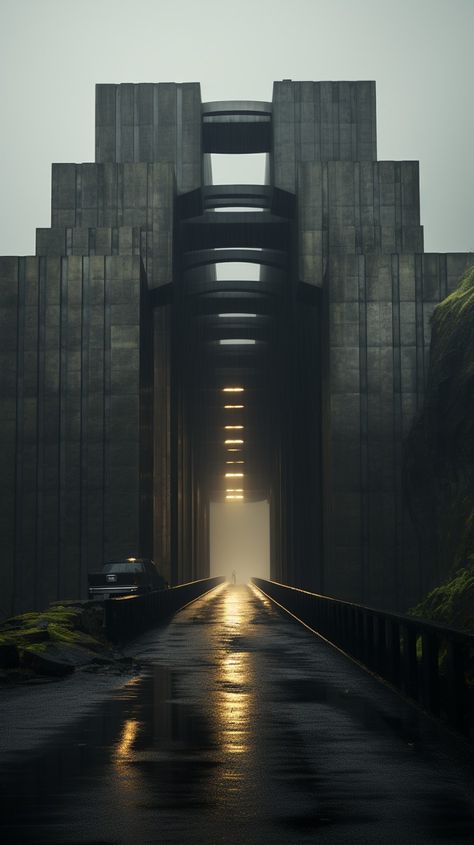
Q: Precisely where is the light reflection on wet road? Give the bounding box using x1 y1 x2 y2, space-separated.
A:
1 583 474 843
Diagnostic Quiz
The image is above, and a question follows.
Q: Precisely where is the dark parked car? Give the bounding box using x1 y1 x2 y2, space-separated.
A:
88 558 168 600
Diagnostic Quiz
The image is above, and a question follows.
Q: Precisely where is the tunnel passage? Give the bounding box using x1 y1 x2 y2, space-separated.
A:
169 101 324 591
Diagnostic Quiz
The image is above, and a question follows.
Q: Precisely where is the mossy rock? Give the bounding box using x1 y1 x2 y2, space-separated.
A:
409 562 474 634
47 623 105 652
0 600 112 678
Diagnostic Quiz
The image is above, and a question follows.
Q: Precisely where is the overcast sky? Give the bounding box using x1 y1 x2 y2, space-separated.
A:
0 0 473 256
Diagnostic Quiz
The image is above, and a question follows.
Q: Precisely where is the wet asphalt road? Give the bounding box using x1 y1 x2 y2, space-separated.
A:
1 583 474 844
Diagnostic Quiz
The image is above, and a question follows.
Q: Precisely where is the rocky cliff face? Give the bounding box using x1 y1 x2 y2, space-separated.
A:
405 265 474 619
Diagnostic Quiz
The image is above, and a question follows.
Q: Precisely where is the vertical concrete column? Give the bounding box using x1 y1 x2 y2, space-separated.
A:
58 255 83 599
38 257 62 607
324 256 362 601
104 255 142 560
0 258 19 616
154 304 172 585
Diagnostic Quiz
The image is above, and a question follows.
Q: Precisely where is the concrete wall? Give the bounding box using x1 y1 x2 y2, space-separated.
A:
297 160 423 286
95 83 202 194
322 252 474 608
272 81 377 192
38 161 175 289
0 254 152 615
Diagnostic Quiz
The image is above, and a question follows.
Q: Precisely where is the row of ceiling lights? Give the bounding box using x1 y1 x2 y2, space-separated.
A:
222 383 245 501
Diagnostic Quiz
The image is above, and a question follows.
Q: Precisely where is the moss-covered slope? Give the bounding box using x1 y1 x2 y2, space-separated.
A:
404 265 474 596
0 602 112 678
410 561 474 634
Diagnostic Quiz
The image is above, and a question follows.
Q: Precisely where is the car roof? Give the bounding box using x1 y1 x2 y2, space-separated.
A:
104 558 155 564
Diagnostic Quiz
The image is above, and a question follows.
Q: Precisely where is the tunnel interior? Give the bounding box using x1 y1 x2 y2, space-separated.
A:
167 100 323 589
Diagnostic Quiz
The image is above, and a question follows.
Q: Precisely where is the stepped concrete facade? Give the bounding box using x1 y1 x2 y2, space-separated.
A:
0 80 472 617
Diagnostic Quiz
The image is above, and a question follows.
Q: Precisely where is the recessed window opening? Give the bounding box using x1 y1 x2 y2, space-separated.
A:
219 339 256 346
215 262 261 281
214 206 265 213
218 313 257 318
209 153 268 186
214 246 262 250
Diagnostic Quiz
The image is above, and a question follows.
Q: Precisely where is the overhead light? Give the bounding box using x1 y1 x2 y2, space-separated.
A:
218 313 258 318
226 460 244 464
224 404 244 409
219 339 256 345
225 439 243 444
226 494 244 501
225 425 243 430
227 448 241 452
223 387 244 393
225 472 244 478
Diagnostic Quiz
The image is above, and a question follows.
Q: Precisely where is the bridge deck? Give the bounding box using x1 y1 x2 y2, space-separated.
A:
1 584 474 844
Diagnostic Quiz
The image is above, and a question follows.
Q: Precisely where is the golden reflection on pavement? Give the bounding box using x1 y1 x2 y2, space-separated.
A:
218 651 251 755
214 586 256 795
114 718 140 763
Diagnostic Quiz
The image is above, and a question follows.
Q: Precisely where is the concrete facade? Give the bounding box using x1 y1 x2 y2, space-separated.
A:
0 253 152 616
0 79 472 617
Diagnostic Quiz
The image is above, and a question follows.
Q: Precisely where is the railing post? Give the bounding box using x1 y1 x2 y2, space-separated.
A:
387 618 401 688
374 614 386 676
403 624 419 701
446 640 468 734
363 611 374 670
421 631 440 716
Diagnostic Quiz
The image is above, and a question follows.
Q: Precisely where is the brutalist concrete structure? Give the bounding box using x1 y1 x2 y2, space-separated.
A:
0 80 472 617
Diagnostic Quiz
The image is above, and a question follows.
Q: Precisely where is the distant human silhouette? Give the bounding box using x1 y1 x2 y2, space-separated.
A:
231 569 236 585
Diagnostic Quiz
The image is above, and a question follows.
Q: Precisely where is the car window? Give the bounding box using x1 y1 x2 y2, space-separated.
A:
103 562 144 574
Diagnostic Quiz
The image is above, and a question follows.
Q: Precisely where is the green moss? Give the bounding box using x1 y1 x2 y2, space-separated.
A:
21 642 48 656
404 264 474 587
409 562 474 634
47 624 102 650
0 603 106 655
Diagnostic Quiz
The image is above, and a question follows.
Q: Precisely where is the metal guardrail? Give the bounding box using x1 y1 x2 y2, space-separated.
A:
104 577 225 642
252 578 474 737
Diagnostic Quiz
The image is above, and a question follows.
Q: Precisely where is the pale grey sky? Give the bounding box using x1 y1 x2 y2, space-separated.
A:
0 0 473 255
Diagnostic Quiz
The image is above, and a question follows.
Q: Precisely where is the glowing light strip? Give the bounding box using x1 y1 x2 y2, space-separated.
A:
219 339 256 345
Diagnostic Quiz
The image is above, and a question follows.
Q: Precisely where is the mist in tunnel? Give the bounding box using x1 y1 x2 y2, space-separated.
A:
210 500 270 584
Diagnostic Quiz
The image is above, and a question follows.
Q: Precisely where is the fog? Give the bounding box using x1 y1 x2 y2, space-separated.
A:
1 0 473 256
210 501 270 583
